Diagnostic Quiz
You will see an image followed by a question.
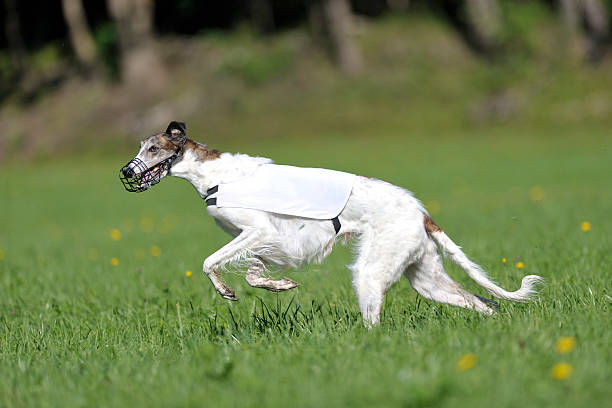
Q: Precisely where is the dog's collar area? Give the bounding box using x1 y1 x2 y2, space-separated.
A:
203 184 342 234
204 185 218 206
204 185 218 199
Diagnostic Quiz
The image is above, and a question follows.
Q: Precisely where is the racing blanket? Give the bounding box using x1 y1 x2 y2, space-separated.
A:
209 164 356 220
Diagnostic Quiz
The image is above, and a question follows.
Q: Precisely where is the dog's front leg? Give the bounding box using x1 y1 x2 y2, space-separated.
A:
203 229 261 301
245 260 299 292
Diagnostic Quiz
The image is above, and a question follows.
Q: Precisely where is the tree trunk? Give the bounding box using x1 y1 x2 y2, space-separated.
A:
582 0 609 60
3 0 26 79
107 0 167 91
558 0 609 61
464 0 502 54
61 0 98 70
311 0 362 75
559 0 580 33
250 0 275 34
559 0 585 58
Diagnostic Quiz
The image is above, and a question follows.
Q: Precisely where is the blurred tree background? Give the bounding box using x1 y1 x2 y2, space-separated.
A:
0 0 611 161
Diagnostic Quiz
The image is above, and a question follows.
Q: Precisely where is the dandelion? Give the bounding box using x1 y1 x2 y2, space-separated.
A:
426 200 441 215
150 245 161 257
502 257 506 263
110 257 119 266
456 354 477 371
580 221 591 232
110 228 122 241
555 337 576 354
0 249 4 261
551 362 572 380
529 186 544 202
516 261 524 269
185 270 193 277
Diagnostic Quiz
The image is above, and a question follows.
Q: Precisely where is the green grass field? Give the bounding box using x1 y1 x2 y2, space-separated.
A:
0 124 610 407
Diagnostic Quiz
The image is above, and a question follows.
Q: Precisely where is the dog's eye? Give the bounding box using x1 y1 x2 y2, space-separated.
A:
149 146 159 153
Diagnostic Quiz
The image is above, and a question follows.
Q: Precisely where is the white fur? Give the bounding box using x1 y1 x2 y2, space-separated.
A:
166 145 542 326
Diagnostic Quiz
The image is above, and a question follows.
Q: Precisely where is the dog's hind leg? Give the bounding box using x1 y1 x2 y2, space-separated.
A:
350 235 411 327
404 239 496 314
245 260 299 292
203 229 262 301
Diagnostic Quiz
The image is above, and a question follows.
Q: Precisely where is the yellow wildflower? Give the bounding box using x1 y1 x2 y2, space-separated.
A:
150 245 161 257
580 221 591 232
551 362 572 380
502 257 506 263
516 261 524 269
110 228 121 241
186 270 193 277
110 257 119 266
555 337 576 354
456 354 477 371
529 186 544 202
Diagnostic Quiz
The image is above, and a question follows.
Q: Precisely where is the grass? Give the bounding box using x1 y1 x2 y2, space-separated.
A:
0 125 610 407
1 12 612 407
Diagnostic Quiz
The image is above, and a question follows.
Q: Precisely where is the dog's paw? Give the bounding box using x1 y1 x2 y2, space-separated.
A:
222 294 238 301
278 278 299 291
264 278 299 292
217 286 238 301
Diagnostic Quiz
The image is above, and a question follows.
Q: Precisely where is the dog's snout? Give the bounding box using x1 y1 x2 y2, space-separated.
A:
122 166 135 178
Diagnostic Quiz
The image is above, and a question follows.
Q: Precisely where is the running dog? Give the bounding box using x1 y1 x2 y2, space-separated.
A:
120 121 542 326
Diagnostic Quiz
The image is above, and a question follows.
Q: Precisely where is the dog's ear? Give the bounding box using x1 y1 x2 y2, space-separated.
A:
165 121 187 145
166 121 186 136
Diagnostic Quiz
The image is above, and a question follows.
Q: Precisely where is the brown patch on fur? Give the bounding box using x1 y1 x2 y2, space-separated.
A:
424 214 442 234
157 135 177 151
184 139 221 161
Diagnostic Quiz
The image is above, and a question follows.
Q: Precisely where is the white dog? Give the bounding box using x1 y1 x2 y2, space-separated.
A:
120 122 542 326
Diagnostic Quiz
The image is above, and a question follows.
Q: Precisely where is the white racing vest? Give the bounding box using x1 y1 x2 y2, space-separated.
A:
206 164 356 221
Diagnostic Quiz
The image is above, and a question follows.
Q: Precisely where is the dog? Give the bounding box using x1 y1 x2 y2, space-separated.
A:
119 121 542 326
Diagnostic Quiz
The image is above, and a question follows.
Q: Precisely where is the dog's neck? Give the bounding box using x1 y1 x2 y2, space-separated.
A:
169 139 272 198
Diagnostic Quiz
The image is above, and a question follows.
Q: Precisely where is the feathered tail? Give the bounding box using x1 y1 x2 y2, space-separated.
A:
424 215 543 302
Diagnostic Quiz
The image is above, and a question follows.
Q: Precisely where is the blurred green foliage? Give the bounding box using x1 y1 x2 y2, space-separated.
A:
218 44 294 86
499 0 551 58
94 22 120 80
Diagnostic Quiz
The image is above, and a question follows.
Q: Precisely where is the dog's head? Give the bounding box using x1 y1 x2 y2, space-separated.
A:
119 121 187 192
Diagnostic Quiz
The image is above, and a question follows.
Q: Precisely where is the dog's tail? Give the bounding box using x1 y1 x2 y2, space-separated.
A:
423 214 543 302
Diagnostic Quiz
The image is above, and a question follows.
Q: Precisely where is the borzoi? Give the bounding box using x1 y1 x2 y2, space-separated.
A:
119 121 542 326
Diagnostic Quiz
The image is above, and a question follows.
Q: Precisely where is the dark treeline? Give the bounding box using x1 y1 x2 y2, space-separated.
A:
1 0 611 96
0 0 392 50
